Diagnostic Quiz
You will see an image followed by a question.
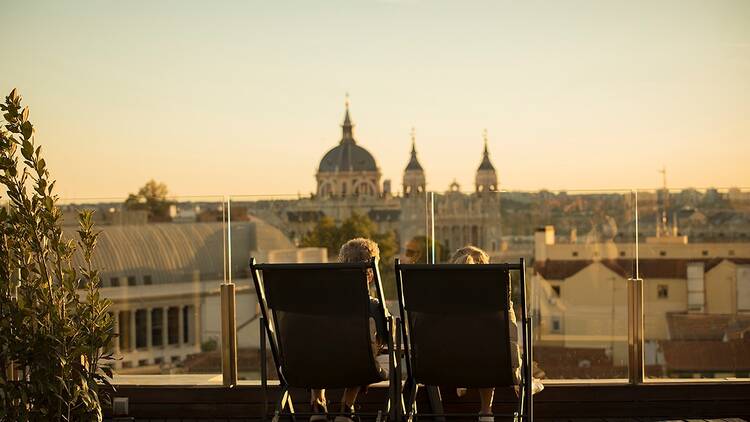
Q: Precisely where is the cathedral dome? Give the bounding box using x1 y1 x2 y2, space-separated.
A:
317 104 378 173
318 142 378 173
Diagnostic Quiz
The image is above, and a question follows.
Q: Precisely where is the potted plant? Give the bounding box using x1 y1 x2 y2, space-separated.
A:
0 89 115 421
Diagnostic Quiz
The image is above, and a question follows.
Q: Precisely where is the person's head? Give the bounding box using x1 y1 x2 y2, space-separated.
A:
403 237 425 264
338 237 380 283
450 245 489 264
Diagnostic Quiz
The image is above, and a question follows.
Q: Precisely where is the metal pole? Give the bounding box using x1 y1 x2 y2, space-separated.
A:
430 192 436 264
227 197 233 282
424 190 430 264
519 258 533 421
628 190 644 384
628 276 644 384
221 283 238 387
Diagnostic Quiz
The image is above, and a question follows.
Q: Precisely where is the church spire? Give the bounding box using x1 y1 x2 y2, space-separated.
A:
405 127 423 171
341 92 355 143
478 129 495 171
403 126 426 197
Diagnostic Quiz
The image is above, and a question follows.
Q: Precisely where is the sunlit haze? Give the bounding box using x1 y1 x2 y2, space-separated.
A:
2 0 748 199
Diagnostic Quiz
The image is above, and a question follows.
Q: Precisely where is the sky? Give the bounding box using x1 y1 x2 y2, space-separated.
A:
1 0 749 199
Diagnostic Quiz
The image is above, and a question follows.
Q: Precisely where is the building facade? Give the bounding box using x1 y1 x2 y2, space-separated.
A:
532 225 750 378
279 103 503 256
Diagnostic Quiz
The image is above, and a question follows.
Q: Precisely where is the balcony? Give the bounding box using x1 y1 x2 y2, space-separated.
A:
53 189 750 420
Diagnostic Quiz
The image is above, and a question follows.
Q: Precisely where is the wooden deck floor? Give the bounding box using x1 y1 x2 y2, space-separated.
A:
103 382 750 421
106 419 748 422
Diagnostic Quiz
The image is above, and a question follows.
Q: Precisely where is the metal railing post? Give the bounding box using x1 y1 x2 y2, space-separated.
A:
627 276 644 384
221 282 238 387
628 189 644 384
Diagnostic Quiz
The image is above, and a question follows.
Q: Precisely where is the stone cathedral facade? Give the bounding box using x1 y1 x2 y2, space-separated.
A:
279 102 502 256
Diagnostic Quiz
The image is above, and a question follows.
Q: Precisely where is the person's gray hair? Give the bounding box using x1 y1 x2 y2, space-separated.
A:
338 237 380 263
450 245 489 264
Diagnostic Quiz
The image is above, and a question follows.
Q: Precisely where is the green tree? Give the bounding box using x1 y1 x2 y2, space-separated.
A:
0 89 115 420
405 235 449 263
299 216 340 256
300 213 399 298
124 179 173 222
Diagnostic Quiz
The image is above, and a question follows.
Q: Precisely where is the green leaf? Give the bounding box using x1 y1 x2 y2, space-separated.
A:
0 89 112 418
21 121 33 139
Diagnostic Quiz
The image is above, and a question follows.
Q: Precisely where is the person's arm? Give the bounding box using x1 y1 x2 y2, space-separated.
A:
369 297 389 347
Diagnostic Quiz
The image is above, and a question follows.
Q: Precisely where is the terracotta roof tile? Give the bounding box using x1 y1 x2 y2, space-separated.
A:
536 258 750 281
662 340 750 372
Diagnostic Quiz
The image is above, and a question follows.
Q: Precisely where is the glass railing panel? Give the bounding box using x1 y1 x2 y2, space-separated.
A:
638 187 750 380
59 195 227 384
231 190 429 382
429 188 634 380
228 194 300 382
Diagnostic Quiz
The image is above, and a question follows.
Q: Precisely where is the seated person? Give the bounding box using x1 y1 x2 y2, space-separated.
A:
310 237 390 422
450 246 543 422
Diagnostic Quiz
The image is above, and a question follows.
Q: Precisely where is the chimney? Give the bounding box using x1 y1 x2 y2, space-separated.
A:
535 226 555 262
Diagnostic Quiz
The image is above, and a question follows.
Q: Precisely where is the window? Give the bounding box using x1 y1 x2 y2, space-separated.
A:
702 250 709 256
138 359 149 367
687 262 705 311
167 307 180 345
551 316 562 333
657 284 669 299
135 309 148 349
619 251 626 257
106 312 116 353
110 277 120 287
143 275 153 285
151 308 163 347
121 361 133 369
127 276 137 286
118 311 131 351
572 251 578 257
182 306 191 344
552 285 561 297
729 250 735 257
659 251 666 257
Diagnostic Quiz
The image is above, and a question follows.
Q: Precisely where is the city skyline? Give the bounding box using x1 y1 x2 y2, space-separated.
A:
2 0 749 199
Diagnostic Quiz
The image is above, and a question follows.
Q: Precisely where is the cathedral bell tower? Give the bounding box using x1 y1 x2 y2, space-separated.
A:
403 127 426 197
475 129 498 195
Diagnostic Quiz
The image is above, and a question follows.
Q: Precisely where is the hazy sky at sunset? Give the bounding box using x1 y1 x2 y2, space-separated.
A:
1 0 748 199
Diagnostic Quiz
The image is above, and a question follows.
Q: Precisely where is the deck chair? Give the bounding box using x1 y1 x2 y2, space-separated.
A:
395 258 533 422
251 258 401 422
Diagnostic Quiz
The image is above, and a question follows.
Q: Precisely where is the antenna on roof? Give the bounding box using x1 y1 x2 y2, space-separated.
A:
658 166 671 237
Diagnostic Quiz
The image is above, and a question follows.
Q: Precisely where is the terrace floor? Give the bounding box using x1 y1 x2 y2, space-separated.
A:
107 419 748 422
103 380 750 421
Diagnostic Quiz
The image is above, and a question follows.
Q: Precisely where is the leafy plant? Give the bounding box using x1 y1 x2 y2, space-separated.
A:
300 212 399 297
0 89 115 421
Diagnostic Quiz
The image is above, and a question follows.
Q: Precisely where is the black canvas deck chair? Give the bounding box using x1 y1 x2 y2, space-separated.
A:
251 258 400 422
395 258 533 422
